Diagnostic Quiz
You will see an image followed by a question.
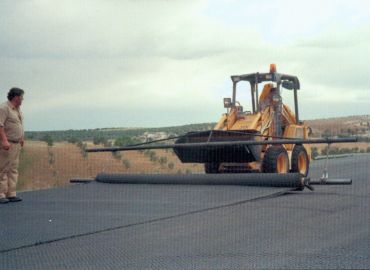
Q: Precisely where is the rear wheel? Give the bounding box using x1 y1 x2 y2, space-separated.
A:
262 146 289 173
291 145 309 176
204 163 220 174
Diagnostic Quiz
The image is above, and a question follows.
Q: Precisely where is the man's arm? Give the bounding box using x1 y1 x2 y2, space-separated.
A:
0 127 10 150
0 105 10 150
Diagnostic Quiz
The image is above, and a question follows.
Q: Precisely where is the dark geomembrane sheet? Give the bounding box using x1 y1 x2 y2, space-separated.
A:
0 154 369 269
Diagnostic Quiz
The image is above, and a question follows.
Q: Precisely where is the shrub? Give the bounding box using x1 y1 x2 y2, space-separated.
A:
311 147 318 159
76 140 83 148
159 156 168 166
168 162 174 170
67 137 78 144
41 134 54 147
48 149 55 165
103 141 113 147
339 148 351 154
93 136 107 145
115 136 140 147
122 159 131 169
112 151 122 160
149 151 157 162
321 146 329 155
77 142 88 159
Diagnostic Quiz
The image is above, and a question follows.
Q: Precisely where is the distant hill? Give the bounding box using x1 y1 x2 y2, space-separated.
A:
305 115 369 138
25 115 369 142
25 123 216 142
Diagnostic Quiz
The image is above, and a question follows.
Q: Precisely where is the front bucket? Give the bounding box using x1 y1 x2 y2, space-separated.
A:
173 130 262 163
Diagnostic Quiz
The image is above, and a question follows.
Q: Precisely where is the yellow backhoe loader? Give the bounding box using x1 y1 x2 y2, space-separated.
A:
175 64 311 175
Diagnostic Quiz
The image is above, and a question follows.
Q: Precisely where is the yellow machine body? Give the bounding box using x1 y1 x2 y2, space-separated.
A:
212 72 312 173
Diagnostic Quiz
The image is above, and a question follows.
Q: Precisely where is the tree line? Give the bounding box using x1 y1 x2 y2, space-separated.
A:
25 123 216 142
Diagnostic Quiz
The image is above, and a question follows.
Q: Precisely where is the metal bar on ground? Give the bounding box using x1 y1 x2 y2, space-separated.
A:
310 179 352 185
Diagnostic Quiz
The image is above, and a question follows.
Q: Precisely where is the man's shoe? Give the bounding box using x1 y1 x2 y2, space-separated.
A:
0 198 9 204
8 196 22 202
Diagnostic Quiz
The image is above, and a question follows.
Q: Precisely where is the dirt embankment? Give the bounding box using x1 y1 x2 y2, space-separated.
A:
18 139 369 191
306 115 369 137
18 141 202 191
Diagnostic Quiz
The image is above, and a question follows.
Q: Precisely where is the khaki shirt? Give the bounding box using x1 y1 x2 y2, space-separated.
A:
0 101 24 141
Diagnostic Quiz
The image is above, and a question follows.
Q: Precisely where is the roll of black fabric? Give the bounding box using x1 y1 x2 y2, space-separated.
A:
95 173 304 188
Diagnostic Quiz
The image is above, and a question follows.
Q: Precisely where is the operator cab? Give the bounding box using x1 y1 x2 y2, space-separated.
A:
222 64 301 136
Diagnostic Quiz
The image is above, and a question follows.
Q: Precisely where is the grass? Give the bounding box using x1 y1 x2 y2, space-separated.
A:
17 148 35 190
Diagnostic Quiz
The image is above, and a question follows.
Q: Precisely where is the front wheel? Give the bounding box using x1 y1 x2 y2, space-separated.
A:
262 146 289 173
291 145 309 176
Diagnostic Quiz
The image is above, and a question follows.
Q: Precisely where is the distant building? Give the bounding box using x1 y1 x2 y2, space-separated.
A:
138 132 171 142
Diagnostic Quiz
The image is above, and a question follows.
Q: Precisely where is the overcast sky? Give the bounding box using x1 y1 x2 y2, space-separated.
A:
1 0 369 131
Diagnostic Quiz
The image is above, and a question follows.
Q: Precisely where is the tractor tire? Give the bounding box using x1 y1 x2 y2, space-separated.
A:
291 145 309 177
262 146 289 174
204 163 220 174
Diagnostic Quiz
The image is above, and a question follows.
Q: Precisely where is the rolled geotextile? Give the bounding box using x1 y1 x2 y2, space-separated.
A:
95 173 304 188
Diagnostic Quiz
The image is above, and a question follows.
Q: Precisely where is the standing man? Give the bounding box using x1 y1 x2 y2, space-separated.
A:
0 87 25 204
